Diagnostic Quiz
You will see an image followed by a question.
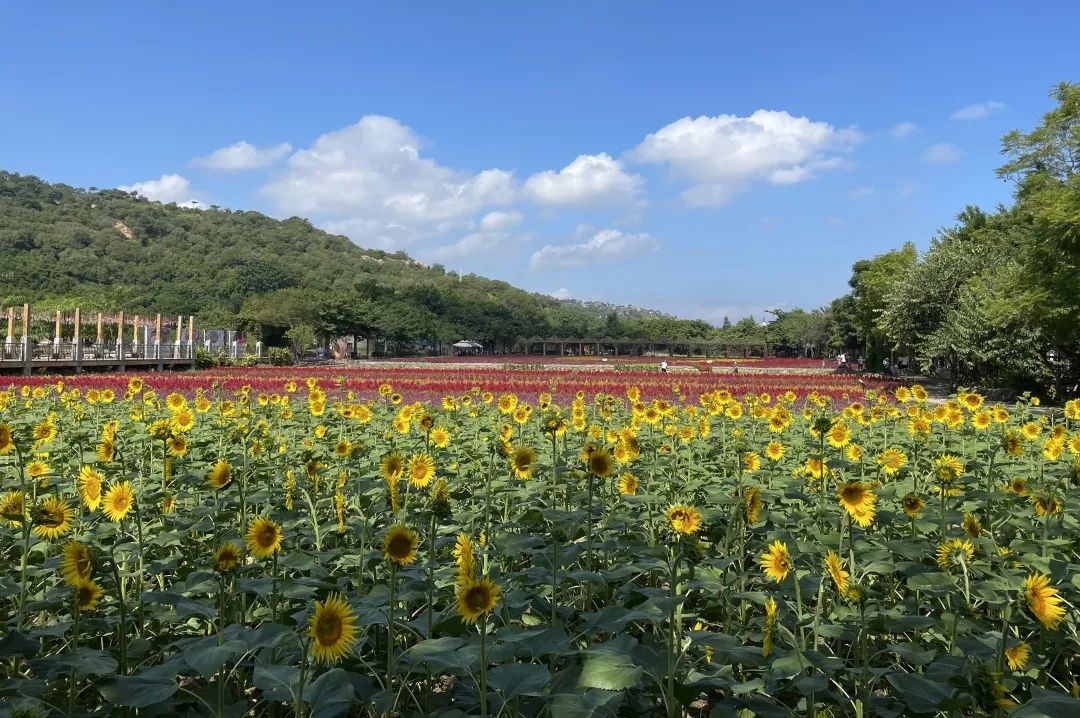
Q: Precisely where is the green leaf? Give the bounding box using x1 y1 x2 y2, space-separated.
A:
550 689 622 718
1012 687 1080 718
0 630 39 658
578 649 642 691
253 664 301 701
303 668 354 718
98 675 178 707
885 672 963 714
487 662 550 701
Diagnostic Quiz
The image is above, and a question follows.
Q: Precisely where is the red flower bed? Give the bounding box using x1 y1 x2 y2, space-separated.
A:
380 354 825 368
3 364 896 404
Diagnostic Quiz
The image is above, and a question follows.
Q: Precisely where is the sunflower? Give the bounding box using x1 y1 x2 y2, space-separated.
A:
407 453 436 489
907 417 931 438
1020 422 1042 441
587 448 615 478
1032 494 1063 517
0 422 15 455
876 448 907 475
61 540 93 585
165 392 187 412
454 533 475 585
1 490 25 526
78 465 103 512
971 411 991 430
837 481 876 527
744 486 763 524
962 512 982 538
26 460 50 480
430 427 451 449
497 394 517 414
207 459 232 490
334 439 353 458
760 540 792 583
511 446 536 480
762 596 778 657
380 452 405 482
1004 431 1024 457
96 439 116 463
1004 477 1029 496
824 550 848 593
936 538 975 571
32 497 75 539
846 443 863 462
457 577 501 624
742 452 761 473
73 578 104 612
1005 643 1030 672
901 493 925 519
666 504 703 534
933 455 964 483
764 441 784 462
214 542 242 572
245 516 283 559
618 473 639 496
1023 573 1066 630
383 524 420 566
826 421 852 449
307 593 358 664
171 409 196 433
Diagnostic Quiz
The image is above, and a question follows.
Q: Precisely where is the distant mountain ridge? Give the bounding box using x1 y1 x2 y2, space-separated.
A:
0 171 712 348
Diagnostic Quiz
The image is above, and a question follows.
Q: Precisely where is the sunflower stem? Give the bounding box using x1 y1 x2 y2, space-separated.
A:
67 595 80 718
386 563 397 713
479 614 489 716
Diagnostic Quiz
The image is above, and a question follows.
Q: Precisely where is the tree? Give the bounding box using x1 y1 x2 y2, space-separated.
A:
283 323 316 359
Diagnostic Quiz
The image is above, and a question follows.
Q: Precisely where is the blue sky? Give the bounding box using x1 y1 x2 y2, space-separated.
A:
3 2 1075 322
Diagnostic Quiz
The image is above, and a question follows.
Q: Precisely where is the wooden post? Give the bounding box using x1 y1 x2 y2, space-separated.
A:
155 314 163 369
74 308 83 373
4 306 13 359
96 313 103 356
21 304 31 375
117 311 126 371
188 315 195 360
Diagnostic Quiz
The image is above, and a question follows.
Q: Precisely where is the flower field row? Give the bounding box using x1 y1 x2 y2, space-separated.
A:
1 374 1078 717
3 364 891 405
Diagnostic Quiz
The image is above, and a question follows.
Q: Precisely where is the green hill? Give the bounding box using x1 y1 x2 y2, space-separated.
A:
0 171 713 350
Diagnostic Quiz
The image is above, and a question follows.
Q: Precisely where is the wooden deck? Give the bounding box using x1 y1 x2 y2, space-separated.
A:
1 342 195 375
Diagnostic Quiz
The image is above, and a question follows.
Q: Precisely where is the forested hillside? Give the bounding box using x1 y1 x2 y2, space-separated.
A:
0 172 712 349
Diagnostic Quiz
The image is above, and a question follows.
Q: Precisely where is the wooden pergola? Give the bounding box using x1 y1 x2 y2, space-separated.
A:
515 336 767 358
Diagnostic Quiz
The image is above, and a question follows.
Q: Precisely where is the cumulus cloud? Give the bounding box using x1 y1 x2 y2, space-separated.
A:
891 122 918 138
118 173 203 208
523 153 641 206
479 210 524 231
923 142 962 164
549 288 572 300
192 141 292 170
261 115 516 248
529 228 660 271
950 101 1005 121
628 110 861 206
428 229 531 261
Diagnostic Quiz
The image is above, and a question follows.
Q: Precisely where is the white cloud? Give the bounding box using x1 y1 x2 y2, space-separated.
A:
523 153 641 206
847 186 874 198
825 216 845 226
923 142 963 164
118 173 203 208
628 110 861 206
192 141 292 170
950 101 1005 121
549 288 572 300
479 210 524 231
428 230 531 261
891 122 918 138
529 228 660 271
899 182 917 198
261 115 516 248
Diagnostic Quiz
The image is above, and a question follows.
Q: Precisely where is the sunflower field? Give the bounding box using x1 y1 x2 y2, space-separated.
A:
1 375 1079 717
